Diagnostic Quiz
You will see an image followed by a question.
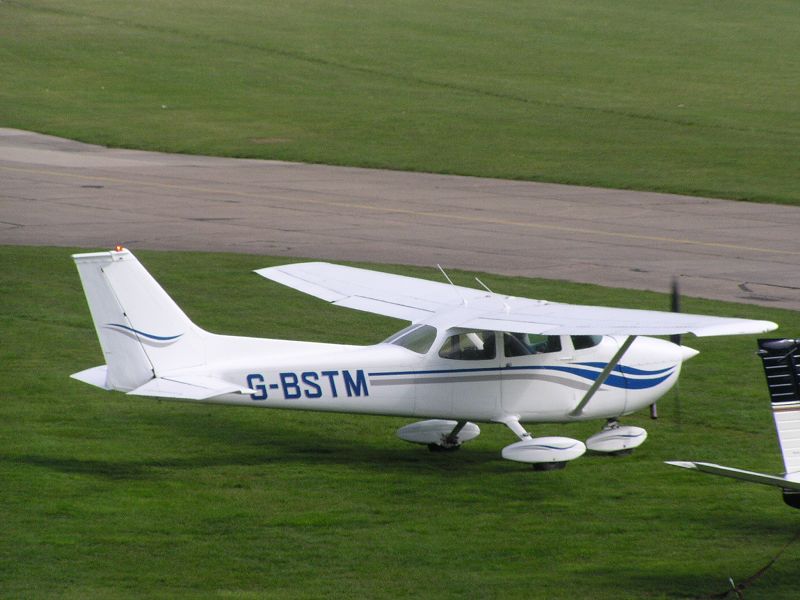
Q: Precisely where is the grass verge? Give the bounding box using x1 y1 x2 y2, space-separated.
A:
2 245 800 598
1 1 799 204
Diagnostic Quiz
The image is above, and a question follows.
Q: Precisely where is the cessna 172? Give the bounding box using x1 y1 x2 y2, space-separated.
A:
668 338 800 508
71 248 777 469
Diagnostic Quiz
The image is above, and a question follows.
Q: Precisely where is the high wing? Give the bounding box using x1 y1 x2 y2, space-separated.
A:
256 262 480 322
255 262 777 337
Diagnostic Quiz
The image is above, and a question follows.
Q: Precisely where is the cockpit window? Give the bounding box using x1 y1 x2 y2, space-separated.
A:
571 335 603 350
438 330 496 360
504 333 562 357
386 324 437 354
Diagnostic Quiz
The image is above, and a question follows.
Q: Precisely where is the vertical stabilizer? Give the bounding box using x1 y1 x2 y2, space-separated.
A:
73 249 207 391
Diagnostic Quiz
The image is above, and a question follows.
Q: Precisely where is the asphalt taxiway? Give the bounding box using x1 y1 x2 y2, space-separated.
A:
1 128 798 311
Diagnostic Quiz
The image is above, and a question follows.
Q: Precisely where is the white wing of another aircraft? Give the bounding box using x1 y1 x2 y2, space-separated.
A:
666 461 800 490
667 338 800 508
255 262 776 337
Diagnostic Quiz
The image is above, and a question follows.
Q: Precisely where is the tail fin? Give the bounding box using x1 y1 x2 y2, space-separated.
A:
72 248 206 391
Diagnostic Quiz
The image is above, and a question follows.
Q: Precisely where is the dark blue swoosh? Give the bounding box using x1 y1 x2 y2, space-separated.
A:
105 323 183 342
576 362 675 376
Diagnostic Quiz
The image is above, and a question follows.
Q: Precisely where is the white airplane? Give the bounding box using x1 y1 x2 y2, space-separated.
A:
71 248 778 469
667 338 800 508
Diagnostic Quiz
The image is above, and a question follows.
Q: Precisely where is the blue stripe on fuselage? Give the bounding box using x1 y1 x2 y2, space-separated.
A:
369 363 675 390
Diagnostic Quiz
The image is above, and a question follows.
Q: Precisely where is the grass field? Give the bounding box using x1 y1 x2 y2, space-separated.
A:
1 1 799 204
2 245 800 598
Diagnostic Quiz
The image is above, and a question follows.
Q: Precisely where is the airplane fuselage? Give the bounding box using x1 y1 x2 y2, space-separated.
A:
180 332 685 424
71 249 777 467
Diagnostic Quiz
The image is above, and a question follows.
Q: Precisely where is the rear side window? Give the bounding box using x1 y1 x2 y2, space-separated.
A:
571 335 602 350
504 333 562 356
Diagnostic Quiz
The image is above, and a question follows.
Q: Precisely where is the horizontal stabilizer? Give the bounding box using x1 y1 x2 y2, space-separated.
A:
129 374 256 400
71 365 112 390
666 461 800 491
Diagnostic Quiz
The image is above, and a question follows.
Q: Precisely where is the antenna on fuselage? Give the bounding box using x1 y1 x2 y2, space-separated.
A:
474 277 493 294
437 264 468 307
475 276 511 313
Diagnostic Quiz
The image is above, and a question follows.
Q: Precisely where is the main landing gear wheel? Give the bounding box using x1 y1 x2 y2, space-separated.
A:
608 448 634 457
427 442 461 452
396 419 481 452
532 461 567 471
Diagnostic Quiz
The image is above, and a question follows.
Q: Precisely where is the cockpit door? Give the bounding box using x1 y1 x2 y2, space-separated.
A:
414 329 502 420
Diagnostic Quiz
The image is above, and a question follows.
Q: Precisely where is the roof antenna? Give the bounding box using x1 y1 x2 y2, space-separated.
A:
474 277 493 294
476 276 511 313
437 264 468 306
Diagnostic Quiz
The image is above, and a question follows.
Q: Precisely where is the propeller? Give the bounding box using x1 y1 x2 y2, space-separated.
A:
651 277 682 420
670 276 682 345
670 277 683 427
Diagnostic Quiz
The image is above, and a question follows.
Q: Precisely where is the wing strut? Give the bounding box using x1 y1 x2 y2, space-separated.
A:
570 335 637 417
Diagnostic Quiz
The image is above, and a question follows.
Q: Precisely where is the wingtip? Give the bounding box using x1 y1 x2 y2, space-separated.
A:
692 320 779 337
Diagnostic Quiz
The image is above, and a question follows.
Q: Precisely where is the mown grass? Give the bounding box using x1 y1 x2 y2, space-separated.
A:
1 1 799 204
2 245 800 598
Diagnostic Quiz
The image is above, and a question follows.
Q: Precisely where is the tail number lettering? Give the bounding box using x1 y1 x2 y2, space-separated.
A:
247 370 369 401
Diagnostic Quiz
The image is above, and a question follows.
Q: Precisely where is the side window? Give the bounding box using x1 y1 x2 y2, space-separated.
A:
504 333 562 357
571 335 603 350
438 331 496 360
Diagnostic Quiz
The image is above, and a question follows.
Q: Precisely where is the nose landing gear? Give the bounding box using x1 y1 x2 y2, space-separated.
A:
586 419 647 456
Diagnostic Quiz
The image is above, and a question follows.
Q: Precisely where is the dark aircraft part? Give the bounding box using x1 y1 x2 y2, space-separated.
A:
427 443 460 452
782 489 800 510
757 338 800 404
670 276 682 346
652 276 683 420
532 461 567 471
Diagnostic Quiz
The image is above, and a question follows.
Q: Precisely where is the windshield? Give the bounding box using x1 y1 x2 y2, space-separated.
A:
385 325 438 354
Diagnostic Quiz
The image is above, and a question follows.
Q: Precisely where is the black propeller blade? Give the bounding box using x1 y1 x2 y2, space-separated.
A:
651 277 682 420
670 276 681 346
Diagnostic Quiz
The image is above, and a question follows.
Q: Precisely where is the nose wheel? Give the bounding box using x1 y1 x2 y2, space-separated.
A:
496 415 586 469
586 419 647 455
